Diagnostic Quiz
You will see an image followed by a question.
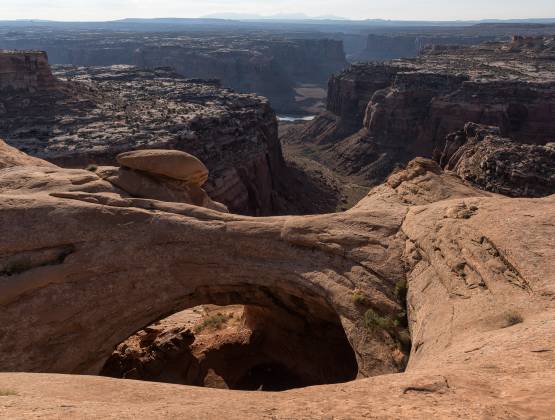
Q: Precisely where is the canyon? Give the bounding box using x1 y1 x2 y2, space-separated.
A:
0 27 554 419
0 51 290 215
283 36 555 201
0 30 347 114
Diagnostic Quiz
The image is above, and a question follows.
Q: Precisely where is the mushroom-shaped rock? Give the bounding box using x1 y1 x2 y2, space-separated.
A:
117 149 209 186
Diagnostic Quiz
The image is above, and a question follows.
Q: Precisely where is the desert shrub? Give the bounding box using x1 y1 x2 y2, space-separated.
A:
352 290 366 305
194 312 233 334
503 311 524 328
394 279 408 301
0 389 17 396
86 164 98 172
364 309 396 331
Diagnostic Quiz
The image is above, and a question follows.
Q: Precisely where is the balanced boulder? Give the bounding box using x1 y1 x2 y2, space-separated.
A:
117 149 209 186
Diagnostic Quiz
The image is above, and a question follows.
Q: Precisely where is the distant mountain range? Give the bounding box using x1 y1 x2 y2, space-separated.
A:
200 13 348 21
1 17 554 27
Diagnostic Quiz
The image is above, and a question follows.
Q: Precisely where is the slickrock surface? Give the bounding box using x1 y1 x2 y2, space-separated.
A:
0 142 553 418
284 37 555 189
0 57 286 215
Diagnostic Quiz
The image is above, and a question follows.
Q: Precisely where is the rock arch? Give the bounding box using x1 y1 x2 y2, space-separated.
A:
0 189 407 378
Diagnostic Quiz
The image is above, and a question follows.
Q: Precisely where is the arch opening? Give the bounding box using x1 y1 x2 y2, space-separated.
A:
100 286 359 391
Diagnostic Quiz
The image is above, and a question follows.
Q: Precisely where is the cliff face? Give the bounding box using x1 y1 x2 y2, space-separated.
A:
286 37 555 188
134 45 298 113
0 33 347 113
269 39 346 85
430 80 555 145
0 50 58 91
356 34 496 61
286 64 404 147
0 54 286 216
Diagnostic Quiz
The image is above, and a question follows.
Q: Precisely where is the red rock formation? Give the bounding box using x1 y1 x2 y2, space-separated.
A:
0 50 58 91
1 143 554 418
437 123 555 197
286 37 555 188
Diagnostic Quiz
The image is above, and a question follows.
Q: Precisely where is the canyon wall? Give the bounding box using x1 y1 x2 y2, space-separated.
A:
0 55 287 215
0 50 58 91
356 34 496 61
286 37 555 187
0 34 347 113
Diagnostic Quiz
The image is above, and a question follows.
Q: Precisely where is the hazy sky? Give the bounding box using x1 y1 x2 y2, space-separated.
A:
1 0 554 21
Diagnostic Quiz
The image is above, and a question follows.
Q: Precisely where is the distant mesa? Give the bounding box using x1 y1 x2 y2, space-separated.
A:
0 50 59 91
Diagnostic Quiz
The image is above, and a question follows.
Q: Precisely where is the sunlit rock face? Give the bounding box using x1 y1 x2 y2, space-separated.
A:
285 37 555 187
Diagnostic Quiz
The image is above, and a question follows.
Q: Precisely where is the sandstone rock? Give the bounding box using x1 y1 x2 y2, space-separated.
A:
287 37 555 187
116 149 209 186
0 138 56 170
437 123 555 197
0 144 554 418
0 50 58 91
96 165 227 212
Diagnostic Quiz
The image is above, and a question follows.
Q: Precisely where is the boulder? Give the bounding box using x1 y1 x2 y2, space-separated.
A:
117 150 209 186
96 166 228 213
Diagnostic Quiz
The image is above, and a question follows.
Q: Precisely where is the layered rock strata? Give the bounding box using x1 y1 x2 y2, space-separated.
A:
0 32 347 113
0 50 58 91
0 57 286 215
285 37 555 188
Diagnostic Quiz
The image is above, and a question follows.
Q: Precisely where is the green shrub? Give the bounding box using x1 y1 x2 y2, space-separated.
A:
364 309 396 331
394 279 408 301
194 312 233 334
86 164 98 172
352 291 366 305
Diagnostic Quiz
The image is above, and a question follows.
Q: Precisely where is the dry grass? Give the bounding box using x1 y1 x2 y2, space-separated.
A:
503 311 524 328
0 389 17 396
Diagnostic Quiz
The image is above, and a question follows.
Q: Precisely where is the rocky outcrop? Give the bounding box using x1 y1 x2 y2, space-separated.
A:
116 150 209 186
286 37 555 188
437 123 555 197
0 56 287 215
0 140 226 210
0 50 58 91
1 142 554 418
0 142 410 378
